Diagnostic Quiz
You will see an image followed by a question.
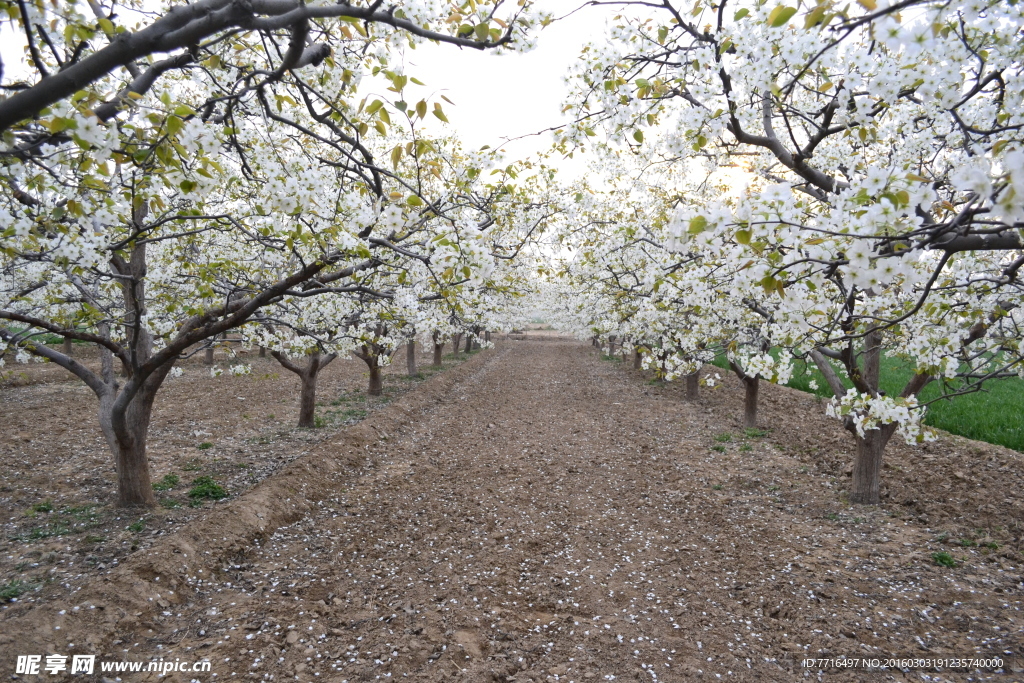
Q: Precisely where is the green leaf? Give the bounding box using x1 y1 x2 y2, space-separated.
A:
633 130 644 143
733 8 749 20
406 195 425 207
416 100 428 119
365 99 384 115
390 145 403 169
475 22 490 41
735 228 752 245
767 5 798 27
804 4 829 27
688 215 707 235
432 103 449 123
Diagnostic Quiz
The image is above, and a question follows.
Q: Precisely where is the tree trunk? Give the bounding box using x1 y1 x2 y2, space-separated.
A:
62 336 73 355
298 372 318 428
633 348 642 370
259 346 266 358
684 370 700 401
99 393 156 507
485 331 491 343
204 344 214 365
406 340 417 377
101 364 174 507
608 335 617 355
743 376 759 429
432 342 443 367
271 350 337 428
368 361 383 396
452 334 462 356
851 424 897 504
113 419 155 507
465 334 473 353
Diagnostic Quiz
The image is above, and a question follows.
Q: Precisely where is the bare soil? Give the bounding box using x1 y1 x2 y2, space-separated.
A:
2 338 1022 682
0 343 475 608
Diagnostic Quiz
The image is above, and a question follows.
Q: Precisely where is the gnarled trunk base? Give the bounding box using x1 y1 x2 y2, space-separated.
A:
743 376 759 429
850 425 896 504
684 370 700 401
406 340 417 377
368 363 383 396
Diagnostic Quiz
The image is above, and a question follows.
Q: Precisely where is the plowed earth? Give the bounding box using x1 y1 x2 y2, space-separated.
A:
2 338 1023 682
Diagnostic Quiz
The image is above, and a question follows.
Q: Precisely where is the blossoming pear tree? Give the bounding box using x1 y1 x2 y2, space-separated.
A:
0 0 544 506
560 0 1024 502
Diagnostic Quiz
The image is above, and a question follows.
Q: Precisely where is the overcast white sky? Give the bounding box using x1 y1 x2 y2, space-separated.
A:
344 0 620 186
388 0 614 166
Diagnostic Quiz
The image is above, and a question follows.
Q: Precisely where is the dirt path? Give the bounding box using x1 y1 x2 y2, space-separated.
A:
5 340 1022 681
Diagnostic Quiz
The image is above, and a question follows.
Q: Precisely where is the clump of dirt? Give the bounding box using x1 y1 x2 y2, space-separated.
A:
1 340 1021 682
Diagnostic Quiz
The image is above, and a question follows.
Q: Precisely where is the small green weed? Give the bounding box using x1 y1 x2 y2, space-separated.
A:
743 428 769 438
188 476 227 501
267 413 275 419
932 551 957 568
159 498 181 509
152 474 179 491
768 485 780 492
0 580 32 602
84 534 105 543
197 442 213 450
712 484 723 490
313 415 326 428
27 523 70 539
711 445 726 452
182 457 203 471
739 443 752 452
128 519 146 533
826 512 839 521
959 538 977 547
714 433 733 443
982 541 1000 550
31 500 54 514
